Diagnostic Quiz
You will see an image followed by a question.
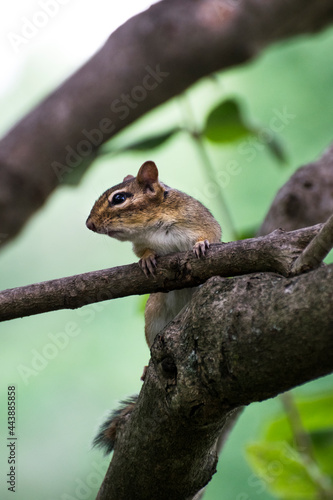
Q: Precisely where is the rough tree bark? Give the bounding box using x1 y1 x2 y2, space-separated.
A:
96 266 333 500
1 0 333 245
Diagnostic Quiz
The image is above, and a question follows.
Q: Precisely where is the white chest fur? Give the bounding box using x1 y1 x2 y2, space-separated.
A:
138 224 197 255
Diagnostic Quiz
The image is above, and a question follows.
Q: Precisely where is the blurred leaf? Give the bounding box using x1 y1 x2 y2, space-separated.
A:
124 128 180 151
297 394 333 431
100 128 181 156
203 98 287 164
137 295 149 314
264 394 333 480
265 394 333 443
203 99 253 143
247 442 319 499
236 227 258 240
310 429 333 477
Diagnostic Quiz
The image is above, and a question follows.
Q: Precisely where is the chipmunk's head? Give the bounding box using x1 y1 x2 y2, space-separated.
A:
86 161 167 242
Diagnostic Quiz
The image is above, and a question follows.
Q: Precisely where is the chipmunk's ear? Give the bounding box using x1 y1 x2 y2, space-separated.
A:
123 175 135 182
137 161 159 190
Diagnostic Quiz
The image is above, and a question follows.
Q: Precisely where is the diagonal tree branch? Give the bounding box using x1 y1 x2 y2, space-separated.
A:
292 213 333 274
96 265 333 500
1 0 333 245
0 223 325 322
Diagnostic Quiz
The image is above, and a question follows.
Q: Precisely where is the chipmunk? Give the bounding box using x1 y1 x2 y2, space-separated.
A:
86 160 221 453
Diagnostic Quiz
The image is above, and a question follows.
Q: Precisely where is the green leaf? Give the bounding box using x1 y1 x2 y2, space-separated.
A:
125 128 180 151
310 429 333 478
203 99 253 143
247 442 319 499
100 128 180 156
297 394 333 431
262 394 333 480
203 98 287 163
265 394 333 443
235 227 258 240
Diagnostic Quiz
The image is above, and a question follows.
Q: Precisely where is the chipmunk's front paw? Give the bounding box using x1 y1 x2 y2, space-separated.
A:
193 239 210 257
139 249 157 276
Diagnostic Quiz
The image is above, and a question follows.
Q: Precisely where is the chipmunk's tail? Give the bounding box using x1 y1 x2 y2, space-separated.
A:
93 395 138 455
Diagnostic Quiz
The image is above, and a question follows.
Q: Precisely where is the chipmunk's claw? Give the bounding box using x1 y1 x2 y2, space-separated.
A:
139 253 157 276
193 239 210 257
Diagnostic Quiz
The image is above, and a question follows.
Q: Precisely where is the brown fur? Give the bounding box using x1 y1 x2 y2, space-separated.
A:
88 161 222 454
86 161 221 346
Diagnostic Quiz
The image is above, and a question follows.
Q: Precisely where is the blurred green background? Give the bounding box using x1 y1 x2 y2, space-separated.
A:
1 4 333 499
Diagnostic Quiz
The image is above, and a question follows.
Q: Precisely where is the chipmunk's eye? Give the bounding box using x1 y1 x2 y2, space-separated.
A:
111 192 127 205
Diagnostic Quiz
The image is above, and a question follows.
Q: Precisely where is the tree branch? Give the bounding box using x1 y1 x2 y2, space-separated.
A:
0 223 324 322
96 265 333 500
1 0 333 245
292 213 333 274
258 143 333 235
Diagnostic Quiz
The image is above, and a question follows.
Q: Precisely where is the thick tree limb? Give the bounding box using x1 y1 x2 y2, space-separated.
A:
258 143 333 235
1 0 333 245
0 223 324 322
96 265 333 500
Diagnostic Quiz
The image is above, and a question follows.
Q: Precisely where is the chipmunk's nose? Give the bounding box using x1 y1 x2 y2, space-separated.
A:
86 218 97 232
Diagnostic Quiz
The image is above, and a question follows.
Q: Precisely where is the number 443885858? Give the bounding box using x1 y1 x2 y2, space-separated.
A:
8 386 16 436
